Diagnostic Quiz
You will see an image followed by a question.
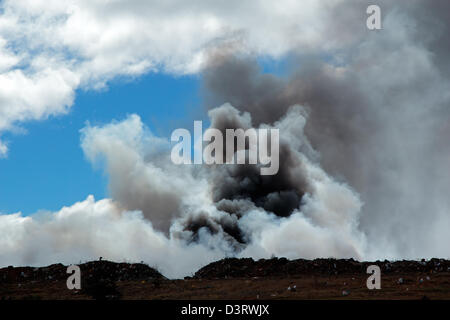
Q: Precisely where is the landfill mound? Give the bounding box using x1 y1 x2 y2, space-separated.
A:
1 258 450 300
0 260 165 284
193 257 450 279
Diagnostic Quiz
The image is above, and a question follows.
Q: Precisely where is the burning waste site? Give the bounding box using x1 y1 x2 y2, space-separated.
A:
0 0 450 300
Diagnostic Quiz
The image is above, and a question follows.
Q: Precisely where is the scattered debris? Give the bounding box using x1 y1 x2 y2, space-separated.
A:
193 257 450 279
0 260 165 285
1 257 450 300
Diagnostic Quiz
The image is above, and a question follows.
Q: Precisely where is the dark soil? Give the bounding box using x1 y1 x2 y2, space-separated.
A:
193 257 450 279
1 258 449 300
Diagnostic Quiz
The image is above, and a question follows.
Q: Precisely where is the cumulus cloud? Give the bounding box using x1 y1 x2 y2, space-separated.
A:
0 0 357 151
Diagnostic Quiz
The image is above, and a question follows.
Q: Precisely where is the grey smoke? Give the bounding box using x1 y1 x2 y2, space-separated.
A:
202 0 450 259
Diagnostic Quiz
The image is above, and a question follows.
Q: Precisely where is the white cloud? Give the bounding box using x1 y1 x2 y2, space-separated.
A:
0 67 79 129
0 139 7 157
0 0 361 153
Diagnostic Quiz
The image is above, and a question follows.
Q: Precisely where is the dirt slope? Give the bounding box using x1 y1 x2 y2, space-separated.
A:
1 258 449 300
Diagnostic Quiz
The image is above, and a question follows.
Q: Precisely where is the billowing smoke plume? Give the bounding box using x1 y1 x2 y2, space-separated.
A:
202 1 450 259
1 0 450 278
0 106 365 278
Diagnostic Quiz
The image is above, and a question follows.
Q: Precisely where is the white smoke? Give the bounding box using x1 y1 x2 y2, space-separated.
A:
0 196 227 278
0 104 366 278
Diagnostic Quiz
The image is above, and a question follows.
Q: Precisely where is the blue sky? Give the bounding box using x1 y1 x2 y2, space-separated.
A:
0 72 202 215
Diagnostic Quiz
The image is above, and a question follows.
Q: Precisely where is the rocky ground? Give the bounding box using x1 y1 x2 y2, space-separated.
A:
1 258 449 300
